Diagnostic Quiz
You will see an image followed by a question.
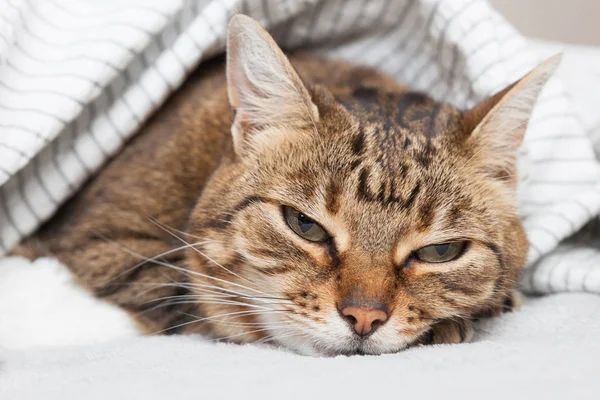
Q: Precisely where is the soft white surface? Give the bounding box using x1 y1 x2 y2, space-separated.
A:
1 256 600 399
0 256 138 350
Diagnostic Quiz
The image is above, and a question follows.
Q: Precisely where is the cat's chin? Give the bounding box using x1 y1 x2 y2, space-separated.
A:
295 343 410 358
273 335 413 357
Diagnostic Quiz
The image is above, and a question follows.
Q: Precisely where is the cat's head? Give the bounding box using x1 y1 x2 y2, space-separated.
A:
185 15 558 356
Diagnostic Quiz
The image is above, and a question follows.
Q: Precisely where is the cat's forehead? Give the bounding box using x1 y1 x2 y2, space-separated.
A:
316 90 475 247
336 86 464 148
329 158 466 244
321 86 466 179
257 86 471 202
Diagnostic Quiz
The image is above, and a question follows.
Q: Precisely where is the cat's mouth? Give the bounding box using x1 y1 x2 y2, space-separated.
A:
277 334 415 357
313 341 408 357
262 316 430 357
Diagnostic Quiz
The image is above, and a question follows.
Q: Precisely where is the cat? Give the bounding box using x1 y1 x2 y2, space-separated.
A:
20 15 558 356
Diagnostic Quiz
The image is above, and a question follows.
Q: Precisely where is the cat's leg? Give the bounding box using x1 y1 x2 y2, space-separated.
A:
425 290 522 345
475 289 523 319
501 289 523 311
46 237 201 335
8 244 40 260
430 319 474 344
428 289 523 345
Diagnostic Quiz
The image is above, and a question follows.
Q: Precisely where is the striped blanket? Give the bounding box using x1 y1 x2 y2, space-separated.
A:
0 0 599 294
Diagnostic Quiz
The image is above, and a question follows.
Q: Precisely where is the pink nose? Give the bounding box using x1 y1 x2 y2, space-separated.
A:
341 306 388 336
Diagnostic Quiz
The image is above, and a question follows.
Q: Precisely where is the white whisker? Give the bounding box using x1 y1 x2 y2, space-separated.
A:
97 235 273 300
150 309 285 335
145 298 278 313
148 218 268 295
145 293 291 310
210 328 272 342
128 280 290 306
108 241 210 284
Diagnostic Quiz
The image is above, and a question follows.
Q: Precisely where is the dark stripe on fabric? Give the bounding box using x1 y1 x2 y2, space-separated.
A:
6 60 102 89
87 101 111 157
306 0 328 44
0 187 24 236
372 0 419 68
0 142 31 159
13 41 122 72
46 0 157 36
69 122 93 174
48 0 171 20
0 104 67 124
389 0 443 76
33 157 59 204
410 0 479 83
346 0 413 62
12 3 140 57
17 171 42 222
51 136 76 191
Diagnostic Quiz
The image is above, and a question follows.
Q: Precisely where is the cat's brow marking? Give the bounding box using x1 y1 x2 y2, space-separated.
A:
325 177 342 214
355 166 421 208
350 125 366 156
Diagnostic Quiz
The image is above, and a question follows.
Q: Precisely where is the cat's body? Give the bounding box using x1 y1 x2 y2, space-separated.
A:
31 54 419 337
23 16 557 356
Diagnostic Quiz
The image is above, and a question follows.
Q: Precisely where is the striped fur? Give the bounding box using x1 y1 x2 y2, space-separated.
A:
24 16 555 356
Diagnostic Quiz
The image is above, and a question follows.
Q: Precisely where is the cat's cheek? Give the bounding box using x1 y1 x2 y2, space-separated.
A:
395 264 499 319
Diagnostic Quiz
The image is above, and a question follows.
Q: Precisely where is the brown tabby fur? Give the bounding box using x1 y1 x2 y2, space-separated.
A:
21 16 556 356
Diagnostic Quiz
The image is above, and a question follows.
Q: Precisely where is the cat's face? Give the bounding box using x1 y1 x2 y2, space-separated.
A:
184 15 556 356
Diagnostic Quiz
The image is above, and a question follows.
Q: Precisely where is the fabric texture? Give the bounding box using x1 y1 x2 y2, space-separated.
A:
0 0 599 294
1 256 599 399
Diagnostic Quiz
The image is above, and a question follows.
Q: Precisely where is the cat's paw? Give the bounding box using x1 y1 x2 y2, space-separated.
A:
478 290 523 318
501 290 522 312
8 245 40 261
430 319 473 345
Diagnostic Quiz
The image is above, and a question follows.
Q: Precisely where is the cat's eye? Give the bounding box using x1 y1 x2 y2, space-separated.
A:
284 206 329 242
414 242 466 263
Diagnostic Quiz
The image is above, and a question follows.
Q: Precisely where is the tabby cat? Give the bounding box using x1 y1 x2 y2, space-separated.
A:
22 15 558 356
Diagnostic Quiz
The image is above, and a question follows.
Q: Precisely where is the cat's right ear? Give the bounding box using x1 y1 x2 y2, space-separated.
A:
226 15 319 156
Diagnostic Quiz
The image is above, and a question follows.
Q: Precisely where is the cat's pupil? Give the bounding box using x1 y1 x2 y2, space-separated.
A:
297 213 314 233
435 244 450 256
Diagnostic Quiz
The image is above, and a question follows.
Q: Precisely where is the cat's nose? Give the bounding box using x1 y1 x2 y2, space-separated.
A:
341 306 388 336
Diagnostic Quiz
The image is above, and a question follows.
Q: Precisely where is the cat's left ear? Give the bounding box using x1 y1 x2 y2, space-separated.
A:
463 55 561 184
226 15 319 155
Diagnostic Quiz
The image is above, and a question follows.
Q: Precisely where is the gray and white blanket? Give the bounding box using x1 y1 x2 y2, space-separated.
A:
0 0 599 294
